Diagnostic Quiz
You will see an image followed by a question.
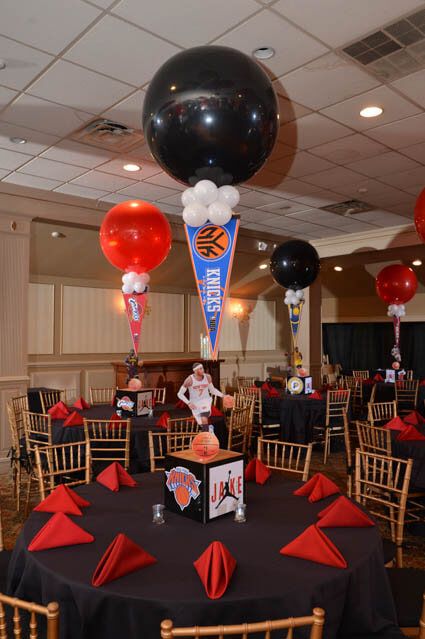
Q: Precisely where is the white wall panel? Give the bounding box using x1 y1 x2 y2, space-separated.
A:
28 283 54 354
30 369 81 402
62 286 184 354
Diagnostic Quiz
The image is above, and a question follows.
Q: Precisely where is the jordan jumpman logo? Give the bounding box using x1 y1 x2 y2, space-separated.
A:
215 470 239 509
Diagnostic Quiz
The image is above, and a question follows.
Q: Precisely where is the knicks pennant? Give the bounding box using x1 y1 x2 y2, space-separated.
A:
122 292 147 354
288 301 303 347
185 217 240 360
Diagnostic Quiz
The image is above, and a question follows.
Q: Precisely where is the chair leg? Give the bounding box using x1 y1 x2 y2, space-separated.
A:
16 464 21 511
24 474 34 517
323 430 329 464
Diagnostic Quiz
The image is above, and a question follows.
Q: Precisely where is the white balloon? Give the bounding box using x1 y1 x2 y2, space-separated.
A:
387 311 392 317
218 185 240 209
295 289 304 300
136 272 150 285
125 271 138 285
208 200 232 226
134 281 146 293
122 283 133 294
194 180 218 206
183 202 209 227
181 188 196 208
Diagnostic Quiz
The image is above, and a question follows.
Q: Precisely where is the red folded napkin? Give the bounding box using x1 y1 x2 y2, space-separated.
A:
373 374 384 382
96 462 137 492
404 411 425 426
63 410 84 427
175 400 187 410
362 378 374 385
210 405 224 417
308 391 322 400
245 458 271 485
28 512 94 551
420 379 425 386
156 411 170 429
92 533 157 587
317 496 374 528
48 401 70 419
110 394 116 406
294 473 340 503
280 524 347 568
261 382 272 392
384 416 406 432
193 541 236 599
73 397 90 410
397 425 425 441
33 484 88 516
108 412 124 429
266 387 279 398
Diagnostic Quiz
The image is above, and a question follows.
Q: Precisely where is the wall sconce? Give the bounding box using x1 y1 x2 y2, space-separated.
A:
231 302 252 323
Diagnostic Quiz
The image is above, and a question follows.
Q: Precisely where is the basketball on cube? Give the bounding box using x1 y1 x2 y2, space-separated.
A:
192 432 220 460
128 378 142 390
223 395 234 409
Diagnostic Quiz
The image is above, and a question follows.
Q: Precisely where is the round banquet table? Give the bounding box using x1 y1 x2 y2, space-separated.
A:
7 474 402 639
392 422 425 490
361 382 425 415
50 403 227 473
262 392 326 444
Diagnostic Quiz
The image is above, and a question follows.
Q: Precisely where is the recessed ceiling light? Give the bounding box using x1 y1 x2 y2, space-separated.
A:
0 60 6 70
253 47 275 60
259 263 268 270
51 231 65 239
412 259 422 266
360 106 383 118
10 136 27 144
334 265 343 272
123 163 141 172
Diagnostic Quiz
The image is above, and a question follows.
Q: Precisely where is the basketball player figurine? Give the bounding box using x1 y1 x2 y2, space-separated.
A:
177 362 232 432
215 470 239 509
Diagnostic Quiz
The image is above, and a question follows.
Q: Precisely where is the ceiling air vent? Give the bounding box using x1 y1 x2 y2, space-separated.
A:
71 119 144 152
341 7 425 81
320 199 374 216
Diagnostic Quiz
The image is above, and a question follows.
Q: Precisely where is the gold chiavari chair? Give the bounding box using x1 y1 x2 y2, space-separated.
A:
353 370 369 379
160 608 325 639
167 417 199 435
236 376 256 392
322 389 350 464
343 415 355 498
142 387 166 405
240 386 280 441
233 392 255 450
6 399 29 512
148 431 196 472
22 411 53 514
395 380 419 416
367 401 397 426
404 370 414 380
89 387 116 405
0 594 59 639
354 449 412 567
356 421 392 456
39 389 64 413
321 364 336 386
257 438 312 481
34 440 91 500
62 388 78 404
342 376 362 413
0 495 4 553
83 418 131 473
227 406 252 455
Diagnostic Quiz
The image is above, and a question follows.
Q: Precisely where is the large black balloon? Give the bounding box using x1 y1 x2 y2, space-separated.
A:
142 45 279 186
270 240 320 290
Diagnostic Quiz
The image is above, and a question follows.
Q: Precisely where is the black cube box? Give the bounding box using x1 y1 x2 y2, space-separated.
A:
114 389 153 417
286 376 313 395
164 449 245 524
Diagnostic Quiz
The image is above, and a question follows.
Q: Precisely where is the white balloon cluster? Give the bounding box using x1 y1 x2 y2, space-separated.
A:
121 271 150 294
284 288 304 306
181 180 240 227
387 304 406 318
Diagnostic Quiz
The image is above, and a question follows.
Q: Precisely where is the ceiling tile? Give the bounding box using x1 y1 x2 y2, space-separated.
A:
273 0 424 48
321 86 421 131
157 203 182 216
28 60 133 114
214 9 328 79
156 192 184 206
144 171 184 190
0 148 33 170
126 143 155 161
290 190 343 208
18 157 87 180
65 16 180 86
278 52 379 110
40 140 116 168
0 85 18 109
254 176 321 199
2 172 62 190
84 0 115 7
113 0 259 48
346 151 420 178
255 198 310 213
240 190 286 208
0 0 101 54
54 184 110 199
97 158 161 180
354 210 412 226
0 168 10 179
301 166 363 189
392 69 425 109
274 91 312 123
1 93 92 136
282 113 351 149
331 177 392 198
0 37 54 90
0 123 58 155
70 170 136 190
309 134 387 164
400 141 425 163
269 151 335 178
378 166 425 189
365 112 425 149
99 193 131 204
117 182 181 200
101 90 145 130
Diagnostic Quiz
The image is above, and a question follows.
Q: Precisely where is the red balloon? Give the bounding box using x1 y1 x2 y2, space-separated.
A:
99 200 171 273
375 264 417 305
414 187 425 243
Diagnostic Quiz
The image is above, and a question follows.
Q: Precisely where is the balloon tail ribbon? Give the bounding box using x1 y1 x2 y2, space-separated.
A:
122 292 147 354
289 301 303 350
393 314 401 361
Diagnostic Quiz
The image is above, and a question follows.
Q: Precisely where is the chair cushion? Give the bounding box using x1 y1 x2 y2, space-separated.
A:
0 550 12 593
381 538 397 565
386 567 425 627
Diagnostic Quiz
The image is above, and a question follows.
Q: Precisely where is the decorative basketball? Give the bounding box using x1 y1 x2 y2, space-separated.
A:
392 362 400 370
174 485 191 508
192 432 220 460
223 395 234 409
128 378 142 390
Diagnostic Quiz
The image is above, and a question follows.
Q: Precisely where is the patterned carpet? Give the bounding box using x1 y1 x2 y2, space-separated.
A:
1 450 425 568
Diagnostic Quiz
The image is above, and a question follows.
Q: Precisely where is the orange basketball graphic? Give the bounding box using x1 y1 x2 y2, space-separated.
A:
192 432 220 460
194 225 229 260
174 485 190 508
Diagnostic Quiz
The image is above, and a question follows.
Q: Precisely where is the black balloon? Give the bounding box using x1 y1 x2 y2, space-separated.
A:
142 45 279 186
270 240 320 290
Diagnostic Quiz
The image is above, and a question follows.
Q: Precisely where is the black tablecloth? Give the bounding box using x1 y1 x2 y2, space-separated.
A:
361 382 425 415
51 404 227 473
263 392 326 444
27 387 62 413
7 474 401 639
392 422 425 490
